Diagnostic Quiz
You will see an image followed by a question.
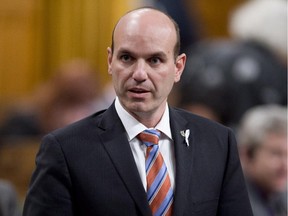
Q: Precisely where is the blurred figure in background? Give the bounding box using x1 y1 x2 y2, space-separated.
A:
229 0 287 64
0 59 106 143
35 59 105 132
175 0 287 128
237 105 287 216
0 179 21 216
148 0 200 52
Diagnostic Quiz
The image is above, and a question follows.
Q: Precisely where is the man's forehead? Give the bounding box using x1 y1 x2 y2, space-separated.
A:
113 29 175 58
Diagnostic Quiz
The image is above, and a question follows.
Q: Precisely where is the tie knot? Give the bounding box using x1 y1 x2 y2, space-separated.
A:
137 129 160 147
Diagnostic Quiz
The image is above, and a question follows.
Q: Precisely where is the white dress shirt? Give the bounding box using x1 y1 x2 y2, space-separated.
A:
114 97 176 191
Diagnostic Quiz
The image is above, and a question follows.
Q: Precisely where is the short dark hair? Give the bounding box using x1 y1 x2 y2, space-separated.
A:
110 7 181 60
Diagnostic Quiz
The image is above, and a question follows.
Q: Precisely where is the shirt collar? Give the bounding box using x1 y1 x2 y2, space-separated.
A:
115 97 172 141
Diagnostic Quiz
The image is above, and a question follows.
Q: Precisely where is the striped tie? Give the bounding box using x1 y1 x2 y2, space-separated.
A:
137 129 173 216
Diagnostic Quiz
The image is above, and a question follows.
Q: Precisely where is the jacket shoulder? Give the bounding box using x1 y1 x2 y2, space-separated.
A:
49 109 107 139
171 107 229 130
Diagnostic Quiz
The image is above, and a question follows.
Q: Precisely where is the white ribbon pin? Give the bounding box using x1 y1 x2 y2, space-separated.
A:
180 129 190 147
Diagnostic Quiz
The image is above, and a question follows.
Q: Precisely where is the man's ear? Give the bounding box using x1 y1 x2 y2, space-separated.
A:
174 53 186 83
107 47 113 75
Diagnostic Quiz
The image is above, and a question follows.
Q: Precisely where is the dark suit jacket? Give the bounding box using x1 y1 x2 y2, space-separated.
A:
23 104 253 216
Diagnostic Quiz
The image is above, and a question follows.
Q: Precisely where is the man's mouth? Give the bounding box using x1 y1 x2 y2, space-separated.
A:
129 87 149 94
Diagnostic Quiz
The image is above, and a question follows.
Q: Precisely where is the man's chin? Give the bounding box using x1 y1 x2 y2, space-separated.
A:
129 103 149 113
120 99 147 112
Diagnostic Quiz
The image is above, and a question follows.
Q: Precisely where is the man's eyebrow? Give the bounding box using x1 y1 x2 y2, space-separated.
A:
150 51 167 59
117 48 133 55
117 48 168 58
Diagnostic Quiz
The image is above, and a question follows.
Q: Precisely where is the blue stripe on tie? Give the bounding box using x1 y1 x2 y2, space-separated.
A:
147 163 167 201
145 145 158 172
143 141 154 147
154 188 173 216
145 129 160 137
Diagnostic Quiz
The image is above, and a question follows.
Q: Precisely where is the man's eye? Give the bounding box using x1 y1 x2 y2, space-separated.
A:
149 57 161 65
120 55 132 62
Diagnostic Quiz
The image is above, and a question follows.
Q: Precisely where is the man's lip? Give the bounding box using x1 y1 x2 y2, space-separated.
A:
128 87 149 93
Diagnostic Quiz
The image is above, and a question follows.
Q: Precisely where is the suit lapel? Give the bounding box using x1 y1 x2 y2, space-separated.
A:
169 108 195 216
98 104 152 216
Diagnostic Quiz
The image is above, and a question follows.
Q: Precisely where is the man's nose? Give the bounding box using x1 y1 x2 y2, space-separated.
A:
132 60 148 81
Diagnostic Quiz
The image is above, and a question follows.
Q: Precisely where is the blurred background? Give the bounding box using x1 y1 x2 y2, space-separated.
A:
0 0 250 105
0 0 286 215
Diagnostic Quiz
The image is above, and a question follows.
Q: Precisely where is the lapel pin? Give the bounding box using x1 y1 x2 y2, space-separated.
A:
180 129 190 147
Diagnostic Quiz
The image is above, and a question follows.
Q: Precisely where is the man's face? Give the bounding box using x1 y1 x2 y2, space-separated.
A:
107 10 185 120
248 133 287 193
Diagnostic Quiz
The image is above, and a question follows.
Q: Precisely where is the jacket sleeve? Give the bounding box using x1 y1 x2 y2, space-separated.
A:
217 128 253 216
23 133 73 216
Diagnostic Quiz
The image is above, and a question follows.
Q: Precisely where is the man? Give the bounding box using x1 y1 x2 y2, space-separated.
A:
0 180 20 216
23 7 253 215
238 105 287 216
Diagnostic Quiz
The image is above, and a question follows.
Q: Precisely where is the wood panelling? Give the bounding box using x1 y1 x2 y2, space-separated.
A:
0 0 43 103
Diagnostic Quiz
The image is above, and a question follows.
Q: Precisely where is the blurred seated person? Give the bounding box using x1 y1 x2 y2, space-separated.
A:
175 0 286 128
0 59 104 142
229 0 287 65
0 179 20 216
237 105 287 216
